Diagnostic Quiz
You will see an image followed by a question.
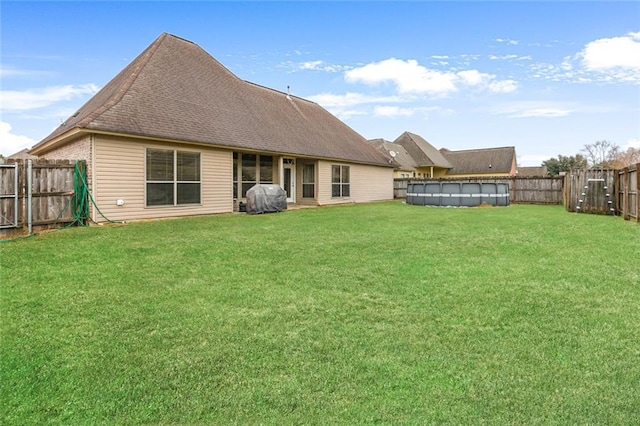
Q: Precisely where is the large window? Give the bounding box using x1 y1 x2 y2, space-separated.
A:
302 163 315 198
331 165 350 198
146 149 201 206
233 153 274 198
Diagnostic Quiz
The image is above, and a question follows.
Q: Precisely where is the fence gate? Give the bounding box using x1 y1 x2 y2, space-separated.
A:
565 169 617 215
617 164 639 222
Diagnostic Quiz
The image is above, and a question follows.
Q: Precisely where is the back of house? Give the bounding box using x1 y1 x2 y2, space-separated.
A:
29 33 394 223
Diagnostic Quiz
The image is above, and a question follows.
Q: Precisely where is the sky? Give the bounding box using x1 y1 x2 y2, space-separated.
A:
1 1 639 166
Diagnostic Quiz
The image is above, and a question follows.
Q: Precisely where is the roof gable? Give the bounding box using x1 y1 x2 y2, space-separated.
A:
33 33 390 166
392 132 452 169
369 138 416 171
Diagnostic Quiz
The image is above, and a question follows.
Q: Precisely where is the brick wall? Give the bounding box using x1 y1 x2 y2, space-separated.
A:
40 135 93 186
39 135 95 220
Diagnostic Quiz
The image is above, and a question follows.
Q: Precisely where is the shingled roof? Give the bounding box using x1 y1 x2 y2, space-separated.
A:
368 138 416 171
392 132 452 169
32 33 390 166
439 146 516 175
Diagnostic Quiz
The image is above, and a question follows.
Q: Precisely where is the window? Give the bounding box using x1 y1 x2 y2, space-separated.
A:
260 156 273 184
146 149 201 206
302 164 315 198
233 153 274 198
331 165 350 198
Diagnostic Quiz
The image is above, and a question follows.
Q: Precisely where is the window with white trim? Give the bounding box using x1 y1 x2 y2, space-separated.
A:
331 165 350 197
146 149 201 206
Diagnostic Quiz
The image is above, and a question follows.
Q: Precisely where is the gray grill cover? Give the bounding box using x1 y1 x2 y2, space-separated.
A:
245 184 288 214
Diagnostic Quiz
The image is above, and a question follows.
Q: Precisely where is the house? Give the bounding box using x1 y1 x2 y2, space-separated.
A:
6 149 37 160
369 131 518 179
29 33 394 223
439 146 517 177
368 138 416 178
517 165 548 177
385 132 453 178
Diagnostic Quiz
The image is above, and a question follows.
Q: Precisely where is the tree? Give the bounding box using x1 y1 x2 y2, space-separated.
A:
582 140 621 168
610 147 640 169
542 154 587 176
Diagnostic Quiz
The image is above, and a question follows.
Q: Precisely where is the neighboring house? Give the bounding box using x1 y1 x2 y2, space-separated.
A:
29 33 393 223
391 132 452 178
440 146 517 177
6 149 37 160
368 138 416 178
517 165 548 177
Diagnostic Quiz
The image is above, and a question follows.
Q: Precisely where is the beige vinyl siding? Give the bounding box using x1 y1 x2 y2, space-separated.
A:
93 135 232 222
317 160 393 205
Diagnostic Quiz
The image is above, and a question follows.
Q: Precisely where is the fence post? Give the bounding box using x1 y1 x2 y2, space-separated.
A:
636 163 640 223
622 167 629 221
27 159 32 234
614 168 621 215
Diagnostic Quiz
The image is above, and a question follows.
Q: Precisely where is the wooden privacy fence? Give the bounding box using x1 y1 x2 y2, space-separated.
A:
564 169 616 215
564 164 639 222
0 159 85 238
394 176 564 204
616 164 639 222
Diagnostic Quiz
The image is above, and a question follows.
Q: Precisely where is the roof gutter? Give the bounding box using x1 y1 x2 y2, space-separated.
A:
28 128 86 156
31 128 394 168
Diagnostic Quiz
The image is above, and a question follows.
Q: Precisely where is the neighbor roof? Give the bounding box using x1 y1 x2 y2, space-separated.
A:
439 146 516 175
32 33 390 166
518 165 548 177
368 138 416 171
392 132 452 169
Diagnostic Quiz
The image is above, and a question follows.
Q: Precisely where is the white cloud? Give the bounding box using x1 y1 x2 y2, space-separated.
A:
344 58 517 96
307 92 404 108
489 54 532 61
0 121 36 156
0 66 53 78
511 108 573 118
494 102 575 118
296 60 349 73
323 107 368 121
528 32 640 84
487 79 518 93
624 138 640 149
345 58 459 95
0 84 99 111
580 32 640 70
457 70 490 86
495 38 519 45
373 106 415 117
307 92 409 120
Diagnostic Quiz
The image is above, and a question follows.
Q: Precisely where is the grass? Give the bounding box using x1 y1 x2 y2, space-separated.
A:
1 202 639 424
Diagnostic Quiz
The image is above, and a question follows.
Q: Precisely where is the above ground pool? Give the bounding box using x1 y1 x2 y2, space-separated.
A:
406 182 510 207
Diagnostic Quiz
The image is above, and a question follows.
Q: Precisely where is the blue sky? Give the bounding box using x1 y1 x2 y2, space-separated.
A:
1 1 639 165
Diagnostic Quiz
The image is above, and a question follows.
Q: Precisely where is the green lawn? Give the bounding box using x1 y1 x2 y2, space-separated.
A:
2 202 639 424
